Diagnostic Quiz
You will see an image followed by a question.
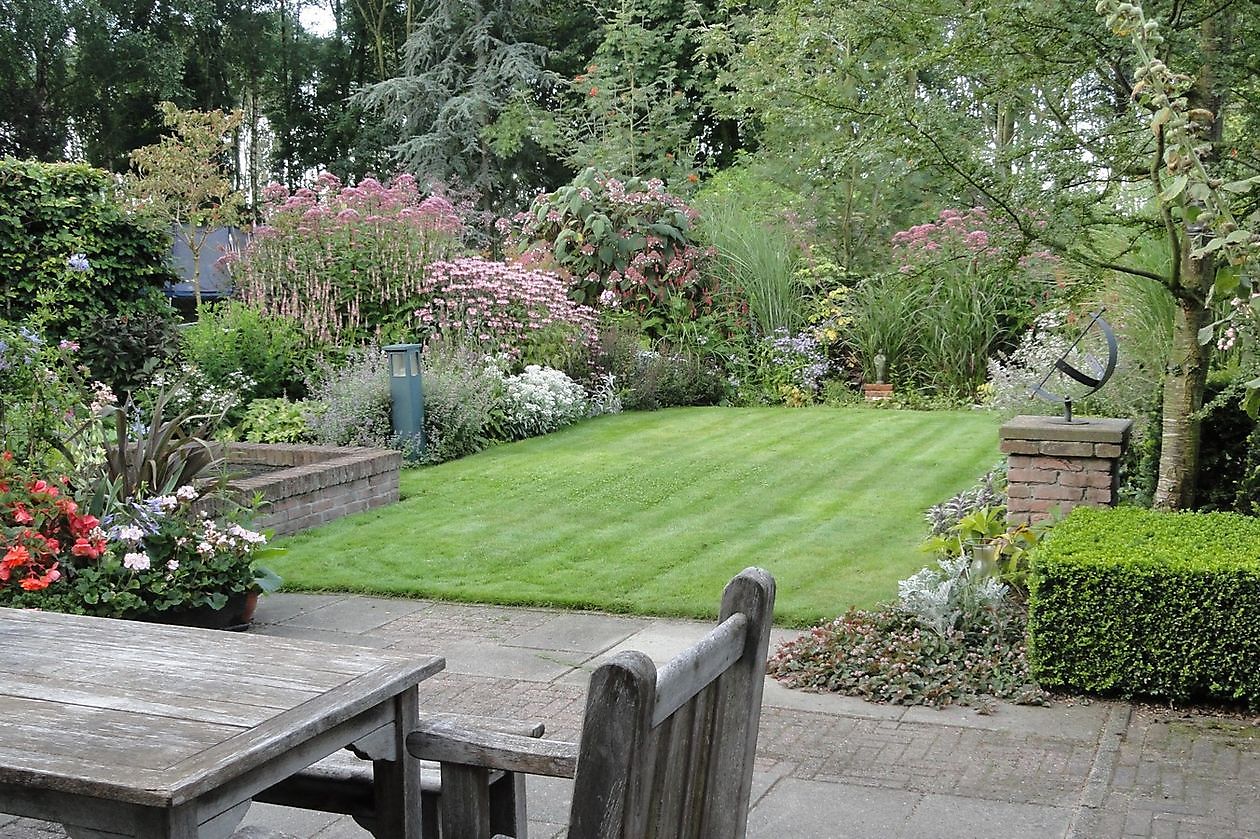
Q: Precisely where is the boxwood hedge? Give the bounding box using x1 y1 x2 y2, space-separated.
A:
1027 506 1260 707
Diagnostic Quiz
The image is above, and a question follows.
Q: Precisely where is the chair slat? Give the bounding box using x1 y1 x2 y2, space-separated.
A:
651 613 747 726
678 680 718 837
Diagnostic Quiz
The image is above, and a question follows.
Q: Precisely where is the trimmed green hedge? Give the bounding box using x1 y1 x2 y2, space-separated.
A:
0 159 179 391
0 160 176 324
1028 506 1260 707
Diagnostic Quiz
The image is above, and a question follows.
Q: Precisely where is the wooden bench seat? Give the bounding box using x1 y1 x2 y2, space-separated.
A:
256 714 544 836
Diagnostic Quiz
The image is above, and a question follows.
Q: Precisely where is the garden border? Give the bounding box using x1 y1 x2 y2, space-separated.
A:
222 443 401 536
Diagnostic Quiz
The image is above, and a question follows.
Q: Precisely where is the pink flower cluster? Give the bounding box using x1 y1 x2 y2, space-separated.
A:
891 208 1059 278
891 208 996 272
230 172 467 345
414 258 598 354
257 173 463 237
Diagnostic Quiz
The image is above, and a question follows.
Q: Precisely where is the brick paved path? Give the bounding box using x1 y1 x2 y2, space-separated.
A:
4 594 1256 839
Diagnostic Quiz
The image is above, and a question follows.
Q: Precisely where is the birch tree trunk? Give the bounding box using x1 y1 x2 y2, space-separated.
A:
1154 285 1210 509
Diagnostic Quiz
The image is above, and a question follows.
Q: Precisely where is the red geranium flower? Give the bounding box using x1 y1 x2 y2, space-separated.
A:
69 512 99 538
71 537 104 560
19 563 60 591
1 545 31 580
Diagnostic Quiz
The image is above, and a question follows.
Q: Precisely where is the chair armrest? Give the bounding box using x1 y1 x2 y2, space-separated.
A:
418 711 546 738
407 718 579 779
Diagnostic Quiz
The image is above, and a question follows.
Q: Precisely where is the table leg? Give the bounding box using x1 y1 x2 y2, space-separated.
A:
371 684 424 839
131 803 199 838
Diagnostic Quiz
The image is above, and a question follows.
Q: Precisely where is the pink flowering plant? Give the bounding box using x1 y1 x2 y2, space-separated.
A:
230 173 466 345
414 258 598 358
847 208 1059 395
506 168 717 335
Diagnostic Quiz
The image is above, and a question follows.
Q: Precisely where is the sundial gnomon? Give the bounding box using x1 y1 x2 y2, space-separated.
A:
1030 308 1118 423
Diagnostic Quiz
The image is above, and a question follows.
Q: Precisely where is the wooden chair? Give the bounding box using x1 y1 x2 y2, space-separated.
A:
407 566 776 838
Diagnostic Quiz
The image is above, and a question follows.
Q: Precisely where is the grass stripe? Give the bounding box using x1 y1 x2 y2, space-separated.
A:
272 406 1000 625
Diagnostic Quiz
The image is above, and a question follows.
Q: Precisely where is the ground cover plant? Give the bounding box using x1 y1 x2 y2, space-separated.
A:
767 468 1050 709
269 406 1000 625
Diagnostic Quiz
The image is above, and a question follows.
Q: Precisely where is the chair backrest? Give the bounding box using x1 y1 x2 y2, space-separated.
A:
566 566 776 839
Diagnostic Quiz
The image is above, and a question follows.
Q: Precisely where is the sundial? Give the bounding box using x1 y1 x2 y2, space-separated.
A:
1030 309 1118 423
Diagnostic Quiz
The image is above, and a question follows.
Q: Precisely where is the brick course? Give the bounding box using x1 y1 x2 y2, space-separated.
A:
999 416 1132 524
215 444 401 535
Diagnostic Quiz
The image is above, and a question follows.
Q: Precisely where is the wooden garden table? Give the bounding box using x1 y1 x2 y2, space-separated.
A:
0 606 444 838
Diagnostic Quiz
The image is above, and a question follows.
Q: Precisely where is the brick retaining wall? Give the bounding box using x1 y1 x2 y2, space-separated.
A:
224 444 402 536
999 415 1133 523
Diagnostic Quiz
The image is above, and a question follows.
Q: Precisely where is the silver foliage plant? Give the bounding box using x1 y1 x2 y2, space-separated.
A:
924 466 1007 536
897 557 1009 637
985 310 1072 413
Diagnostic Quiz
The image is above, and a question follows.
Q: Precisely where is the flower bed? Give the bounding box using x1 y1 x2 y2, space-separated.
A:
0 453 273 622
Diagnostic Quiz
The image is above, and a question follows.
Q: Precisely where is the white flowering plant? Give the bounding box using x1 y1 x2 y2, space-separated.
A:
985 311 1073 412
496 365 589 440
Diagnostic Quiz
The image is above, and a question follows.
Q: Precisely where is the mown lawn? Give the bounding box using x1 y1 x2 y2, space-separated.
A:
271 406 1000 626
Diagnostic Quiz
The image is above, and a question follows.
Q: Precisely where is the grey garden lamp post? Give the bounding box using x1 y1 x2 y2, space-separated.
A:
383 343 424 451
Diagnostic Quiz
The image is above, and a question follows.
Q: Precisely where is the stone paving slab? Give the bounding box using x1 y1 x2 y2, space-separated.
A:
7 593 1257 839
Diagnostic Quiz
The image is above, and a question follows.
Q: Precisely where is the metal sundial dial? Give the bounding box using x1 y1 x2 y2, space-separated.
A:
1030 308 1118 423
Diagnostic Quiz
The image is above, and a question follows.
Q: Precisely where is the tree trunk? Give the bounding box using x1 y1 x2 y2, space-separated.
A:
1153 291 1209 510
1152 8 1229 511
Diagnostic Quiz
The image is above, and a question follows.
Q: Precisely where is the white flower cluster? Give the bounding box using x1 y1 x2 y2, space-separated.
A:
144 363 256 420
897 556 1008 637
985 311 1072 411
195 519 267 557
499 365 588 439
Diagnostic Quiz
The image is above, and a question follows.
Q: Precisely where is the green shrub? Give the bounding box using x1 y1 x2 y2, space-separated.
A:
181 301 311 401
0 160 176 334
421 340 500 464
238 398 316 444
0 319 99 469
1195 371 1258 514
1027 506 1260 706
76 290 181 395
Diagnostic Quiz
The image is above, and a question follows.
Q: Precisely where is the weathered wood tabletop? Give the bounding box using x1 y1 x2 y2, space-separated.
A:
0 607 444 839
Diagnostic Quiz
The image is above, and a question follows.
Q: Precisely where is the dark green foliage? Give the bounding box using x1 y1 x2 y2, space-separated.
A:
75 291 181 395
1027 507 1260 707
768 604 1048 707
1196 373 1258 514
0 160 177 364
180 302 311 401
656 349 727 408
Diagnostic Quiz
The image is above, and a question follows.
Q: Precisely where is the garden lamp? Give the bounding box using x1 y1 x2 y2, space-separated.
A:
383 343 424 450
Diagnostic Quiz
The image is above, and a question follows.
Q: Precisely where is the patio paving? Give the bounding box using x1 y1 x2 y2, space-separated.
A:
5 592 1257 838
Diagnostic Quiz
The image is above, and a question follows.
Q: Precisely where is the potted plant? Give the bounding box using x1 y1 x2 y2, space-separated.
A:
0 460 281 629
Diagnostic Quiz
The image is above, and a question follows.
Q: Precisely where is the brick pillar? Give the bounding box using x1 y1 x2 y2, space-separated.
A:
999 415 1134 524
